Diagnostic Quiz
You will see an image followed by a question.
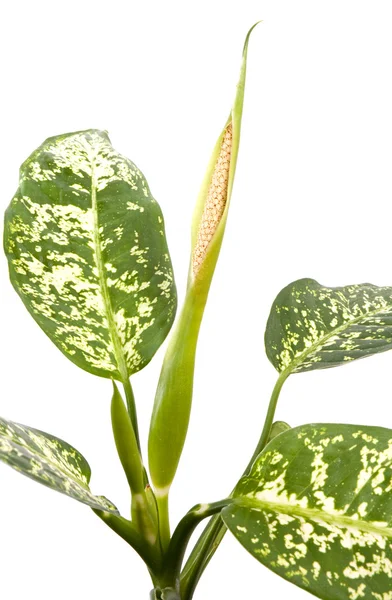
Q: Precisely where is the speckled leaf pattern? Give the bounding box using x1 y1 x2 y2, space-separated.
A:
0 417 118 513
265 279 392 374
4 130 176 380
223 423 392 600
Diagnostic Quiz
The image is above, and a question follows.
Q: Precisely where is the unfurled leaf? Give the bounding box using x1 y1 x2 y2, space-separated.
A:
4 130 177 381
265 278 392 374
0 417 117 513
223 423 392 600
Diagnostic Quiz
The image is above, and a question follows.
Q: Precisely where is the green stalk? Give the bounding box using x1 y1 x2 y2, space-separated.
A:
180 370 289 599
248 370 290 463
156 491 171 554
122 378 141 450
150 500 231 600
163 500 231 586
94 510 162 575
148 284 205 551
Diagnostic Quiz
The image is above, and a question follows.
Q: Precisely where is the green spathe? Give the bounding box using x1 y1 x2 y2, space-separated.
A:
148 23 259 497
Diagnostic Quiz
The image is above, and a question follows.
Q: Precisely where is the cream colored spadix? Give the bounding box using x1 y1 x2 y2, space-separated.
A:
192 122 233 276
148 24 260 548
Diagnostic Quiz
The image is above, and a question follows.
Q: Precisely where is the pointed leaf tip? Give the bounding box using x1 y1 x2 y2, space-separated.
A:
243 21 262 55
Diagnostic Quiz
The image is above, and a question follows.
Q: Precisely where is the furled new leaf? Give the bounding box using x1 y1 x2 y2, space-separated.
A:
223 423 392 600
0 417 117 513
4 130 177 381
265 278 392 375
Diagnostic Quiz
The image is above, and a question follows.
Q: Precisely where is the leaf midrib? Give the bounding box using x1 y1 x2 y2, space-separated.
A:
233 496 392 539
91 160 128 381
281 301 392 377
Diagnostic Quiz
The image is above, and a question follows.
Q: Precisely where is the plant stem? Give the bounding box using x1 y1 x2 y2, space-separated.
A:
163 500 231 586
123 378 141 450
93 509 162 575
180 370 289 599
157 492 171 554
247 369 289 466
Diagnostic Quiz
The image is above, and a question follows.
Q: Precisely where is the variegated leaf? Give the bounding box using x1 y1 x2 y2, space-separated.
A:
265 278 392 374
4 130 177 380
0 417 118 513
223 423 392 600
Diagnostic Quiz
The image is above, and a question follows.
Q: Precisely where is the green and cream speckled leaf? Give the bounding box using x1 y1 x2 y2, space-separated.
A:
223 423 392 600
0 416 118 513
4 130 176 380
265 278 392 374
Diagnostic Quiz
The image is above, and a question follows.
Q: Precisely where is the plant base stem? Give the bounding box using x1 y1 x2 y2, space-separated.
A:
157 493 171 553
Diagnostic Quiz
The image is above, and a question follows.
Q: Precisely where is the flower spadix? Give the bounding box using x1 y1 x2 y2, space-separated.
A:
148 25 259 525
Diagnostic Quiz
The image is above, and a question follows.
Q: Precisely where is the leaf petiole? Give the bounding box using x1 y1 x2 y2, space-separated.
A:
180 370 289 599
162 499 231 586
94 509 162 575
247 369 290 467
122 378 141 450
156 491 171 554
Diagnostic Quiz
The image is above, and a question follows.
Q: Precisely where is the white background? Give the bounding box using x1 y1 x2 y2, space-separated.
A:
1 1 392 598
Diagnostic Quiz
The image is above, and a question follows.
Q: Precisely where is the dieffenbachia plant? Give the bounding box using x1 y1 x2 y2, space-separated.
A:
2 23 391 600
